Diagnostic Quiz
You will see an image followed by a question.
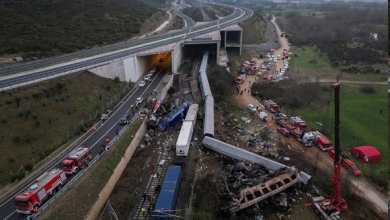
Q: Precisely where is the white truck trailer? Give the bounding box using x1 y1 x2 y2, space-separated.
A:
176 121 194 157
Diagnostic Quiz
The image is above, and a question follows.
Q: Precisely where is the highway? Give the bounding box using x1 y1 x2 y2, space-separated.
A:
0 6 252 220
0 58 172 220
0 7 252 90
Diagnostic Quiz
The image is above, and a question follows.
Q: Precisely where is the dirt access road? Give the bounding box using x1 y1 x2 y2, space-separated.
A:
235 17 387 216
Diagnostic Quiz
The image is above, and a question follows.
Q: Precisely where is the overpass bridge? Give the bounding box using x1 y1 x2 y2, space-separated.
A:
0 6 251 92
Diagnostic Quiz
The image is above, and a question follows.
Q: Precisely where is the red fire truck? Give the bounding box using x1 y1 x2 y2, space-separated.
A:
60 147 93 175
14 168 67 214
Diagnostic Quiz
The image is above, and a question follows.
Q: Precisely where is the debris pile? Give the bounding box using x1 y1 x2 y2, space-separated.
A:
217 160 300 213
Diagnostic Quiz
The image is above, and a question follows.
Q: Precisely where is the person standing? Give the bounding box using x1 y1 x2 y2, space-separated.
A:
141 207 146 216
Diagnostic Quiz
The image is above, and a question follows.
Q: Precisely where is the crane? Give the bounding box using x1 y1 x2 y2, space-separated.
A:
307 83 347 220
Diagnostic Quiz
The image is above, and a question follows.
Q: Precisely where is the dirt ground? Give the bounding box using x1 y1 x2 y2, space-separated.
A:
230 39 387 220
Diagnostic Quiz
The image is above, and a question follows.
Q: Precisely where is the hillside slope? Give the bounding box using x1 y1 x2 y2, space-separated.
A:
0 0 159 58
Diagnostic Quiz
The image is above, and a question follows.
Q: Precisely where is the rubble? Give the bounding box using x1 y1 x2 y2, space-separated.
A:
216 160 300 213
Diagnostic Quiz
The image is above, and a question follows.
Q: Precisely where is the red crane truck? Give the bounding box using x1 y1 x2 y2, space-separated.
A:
14 168 67 214
307 83 347 219
290 117 307 131
264 100 279 113
312 131 333 151
60 147 93 175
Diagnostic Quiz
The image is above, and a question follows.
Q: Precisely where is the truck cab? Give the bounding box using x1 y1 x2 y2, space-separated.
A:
61 147 92 175
15 169 66 214
290 117 307 130
300 132 314 147
316 137 333 151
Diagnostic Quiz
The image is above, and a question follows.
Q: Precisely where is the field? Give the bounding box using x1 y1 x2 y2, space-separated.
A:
265 8 327 16
295 84 388 179
0 72 129 185
288 46 386 82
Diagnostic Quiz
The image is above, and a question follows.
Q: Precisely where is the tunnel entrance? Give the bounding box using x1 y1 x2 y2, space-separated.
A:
182 44 217 65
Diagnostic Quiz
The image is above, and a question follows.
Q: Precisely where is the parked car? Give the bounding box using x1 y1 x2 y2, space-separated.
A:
144 75 151 81
328 150 362 176
277 128 290 137
135 97 144 104
247 104 256 113
260 65 265 69
139 81 146 87
150 68 156 73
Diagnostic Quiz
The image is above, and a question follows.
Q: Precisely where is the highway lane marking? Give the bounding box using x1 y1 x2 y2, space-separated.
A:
3 210 16 220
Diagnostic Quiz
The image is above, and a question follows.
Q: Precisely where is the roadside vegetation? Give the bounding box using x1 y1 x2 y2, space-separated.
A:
280 7 387 67
0 72 129 185
139 11 170 35
182 7 204 22
202 3 234 19
240 12 268 44
0 0 161 59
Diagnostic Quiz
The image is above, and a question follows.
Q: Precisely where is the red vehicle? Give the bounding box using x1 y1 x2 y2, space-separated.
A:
60 147 93 175
264 100 279 113
14 168 67 214
290 117 307 131
328 150 362 176
277 128 290 137
312 131 333 151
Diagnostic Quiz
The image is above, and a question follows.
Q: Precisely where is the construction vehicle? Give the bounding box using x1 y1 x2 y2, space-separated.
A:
276 119 313 146
60 147 93 175
290 117 307 131
14 168 67 214
307 83 347 219
264 100 279 113
312 131 333 151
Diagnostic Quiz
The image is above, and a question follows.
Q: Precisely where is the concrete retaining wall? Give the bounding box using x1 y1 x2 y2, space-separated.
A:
85 73 174 220
172 43 183 74
89 59 126 81
85 120 147 220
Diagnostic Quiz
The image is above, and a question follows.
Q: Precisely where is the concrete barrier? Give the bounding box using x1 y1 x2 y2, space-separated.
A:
86 74 173 220
86 120 147 220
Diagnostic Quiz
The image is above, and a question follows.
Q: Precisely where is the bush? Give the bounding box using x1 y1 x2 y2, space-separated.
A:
13 136 21 143
114 77 120 84
10 172 25 183
24 164 34 172
359 85 376 94
308 59 318 64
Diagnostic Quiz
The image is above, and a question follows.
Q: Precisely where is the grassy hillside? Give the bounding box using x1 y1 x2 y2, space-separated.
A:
0 72 129 184
0 0 160 58
296 84 388 180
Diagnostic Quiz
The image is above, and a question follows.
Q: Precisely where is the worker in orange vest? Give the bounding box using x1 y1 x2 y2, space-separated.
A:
93 126 97 131
319 155 322 160
105 134 110 142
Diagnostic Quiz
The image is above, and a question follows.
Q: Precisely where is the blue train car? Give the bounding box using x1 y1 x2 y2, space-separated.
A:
154 166 182 220
159 101 192 131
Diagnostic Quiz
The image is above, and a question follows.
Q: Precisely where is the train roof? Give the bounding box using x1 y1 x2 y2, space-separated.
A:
154 166 182 213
